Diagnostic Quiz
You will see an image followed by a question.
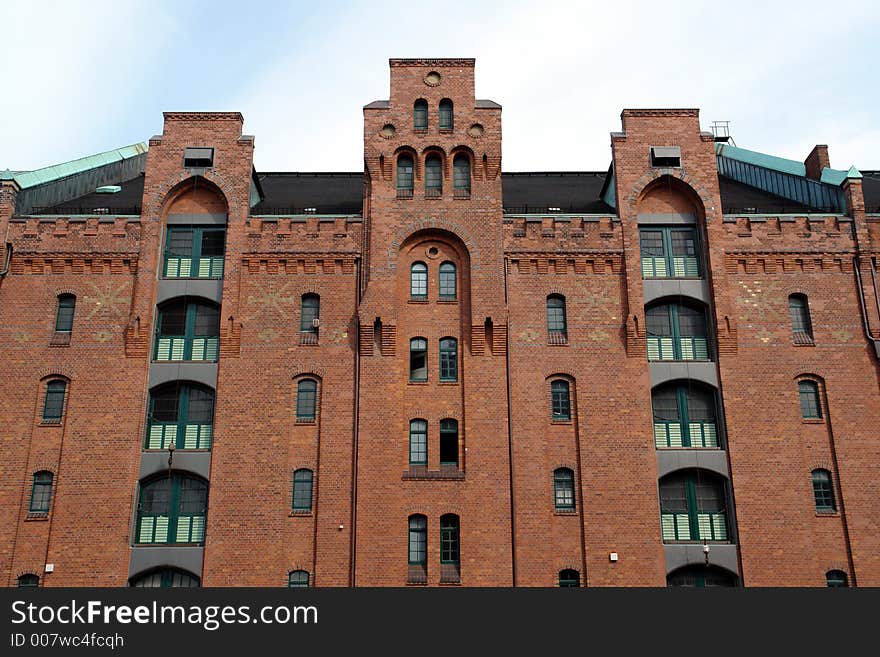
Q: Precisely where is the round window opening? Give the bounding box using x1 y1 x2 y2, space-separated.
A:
380 124 396 138
424 71 442 87
427 246 440 257
468 123 485 138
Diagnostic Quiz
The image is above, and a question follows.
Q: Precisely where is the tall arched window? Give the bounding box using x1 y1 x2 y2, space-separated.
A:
551 379 571 421
410 262 428 299
546 295 567 343
155 299 220 362
453 154 470 197
292 469 314 512
789 294 813 343
408 514 428 583
29 471 53 513
811 469 836 511
659 470 728 542
440 419 459 467
136 474 208 545
409 419 427 465
439 338 458 382
425 155 442 197
288 570 311 588
130 568 200 588
301 294 320 333
413 100 428 130
296 379 318 421
42 379 67 423
798 380 822 419
439 262 457 299
55 294 76 333
558 569 580 587
652 383 719 448
397 155 414 198
440 514 460 584
439 99 453 130
147 383 215 450
410 338 428 381
553 468 575 510
646 302 710 361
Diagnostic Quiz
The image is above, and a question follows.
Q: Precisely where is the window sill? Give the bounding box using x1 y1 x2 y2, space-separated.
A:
160 277 223 281
438 380 459 385
647 358 714 363
143 448 211 453
402 467 465 481
802 418 825 424
655 446 722 451
439 579 461 586
551 419 573 425
642 276 703 281
152 360 220 364
662 540 732 545
554 509 578 516
289 510 314 517
437 298 458 304
50 332 71 347
408 380 429 385
295 418 317 425
815 510 839 517
26 512 49 521
423 195 443 200
453 193 471 200
38 421 63 427
408 297 428 304
438 128 454 134
299 333 319 346
792 341 816 347
406 579 428 586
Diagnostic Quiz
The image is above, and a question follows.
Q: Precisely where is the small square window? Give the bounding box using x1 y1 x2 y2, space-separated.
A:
651 146 681 168
184 147 214 168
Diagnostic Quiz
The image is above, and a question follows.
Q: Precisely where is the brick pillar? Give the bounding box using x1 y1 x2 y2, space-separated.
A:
804 145 830 181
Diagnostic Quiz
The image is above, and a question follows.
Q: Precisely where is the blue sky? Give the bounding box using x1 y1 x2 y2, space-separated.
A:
2 0 878 173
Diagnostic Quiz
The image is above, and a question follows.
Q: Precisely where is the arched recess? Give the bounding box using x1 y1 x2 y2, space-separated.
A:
160 176 229 220
129 567 201 588
666 564 738 587
397 228 472 316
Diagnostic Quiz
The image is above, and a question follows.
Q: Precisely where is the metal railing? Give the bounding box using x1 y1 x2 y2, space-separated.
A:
29 205 141 215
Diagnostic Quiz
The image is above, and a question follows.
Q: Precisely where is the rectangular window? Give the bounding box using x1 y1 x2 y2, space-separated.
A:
164 227 225 279
799 381 822 419
55 296 76 333
410 339 428 381
650 146 681 168
640 227 701 279
183 147 214 168
409 420 427 465
29 473 53 513
42 381 66 423
439 339 458 382
439 420 458 466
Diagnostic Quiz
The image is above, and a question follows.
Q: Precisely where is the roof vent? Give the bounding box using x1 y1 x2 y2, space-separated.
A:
184 147 214 168
95 185 122 194
650 146 681 168
710 121 735 145
304 207 317 214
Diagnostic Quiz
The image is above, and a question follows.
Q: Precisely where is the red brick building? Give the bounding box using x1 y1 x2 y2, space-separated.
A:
1 58 878 587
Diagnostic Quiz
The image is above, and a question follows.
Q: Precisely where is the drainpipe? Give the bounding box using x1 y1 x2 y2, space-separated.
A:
349 257 361 586
503 255 517 586
0 243 11 277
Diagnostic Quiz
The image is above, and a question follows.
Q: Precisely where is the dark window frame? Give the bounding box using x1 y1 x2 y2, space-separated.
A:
42 379 67 423
439 337 458 382
440 514 460 565
413 100 428 131
798 380 822 419
301 294 320 334
146 383 215 450
789 294 814 342
410 262 428 299
163 226 225 279
288 570 311 588
29 471 53 513
410 337 428 382
546 295 568 340
551 379 571 421
135 473 208 545
154 298 221 362
439 419 459 467
292 469 314 512
439 262 457 299
296 379 318 421
408 515 427 565
639 226 702 279
438 99 453 130
55 294 76 333
409 419 428 466
558 569 580 587
811 469 836 511
554 468 575 511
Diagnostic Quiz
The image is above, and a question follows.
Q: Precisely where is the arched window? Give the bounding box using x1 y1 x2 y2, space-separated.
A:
164 226 225 279
439 338 458 382
408 515 428 583
667 566 736 587
410 262 428 299
646 302 710 361
440 514 460 583
409 419 427 465
292 469 313 512
410 338 428 381
42 379 67 423
826 570 848 587
652 383 719 448
55 294 76 333
147 383 214 450
812 469 836 511
553 468 575 510
551 380 571 421
17 574 39 588
288 570 310 588
439 99 453 130
789 294 813 343
439 262 457 299
413 99 428 130
440 419 459 467
136 474 208 545
546 295 567 343
155 299 220 362
425 155 442 197
659 470 728 542
296 379 317 421
301 294 320 334
29 471 53 513
558 569 580 587
130 568 200 588
798 380 822 419
453 154 470 197
397 155 414 198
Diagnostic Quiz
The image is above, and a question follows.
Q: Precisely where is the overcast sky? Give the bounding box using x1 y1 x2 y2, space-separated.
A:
2 0 878 174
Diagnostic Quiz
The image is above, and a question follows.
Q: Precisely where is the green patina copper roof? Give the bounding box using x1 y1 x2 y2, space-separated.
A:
12 143 148 189
716 142 852 187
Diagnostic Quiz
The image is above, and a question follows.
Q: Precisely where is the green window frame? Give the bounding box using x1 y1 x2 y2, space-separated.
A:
301 294 320 333
296 379 317 421
558 569 580 587
826 570 848 587
438 99 453 130
439 262 457 299
17 574 39 588
453 155 470 196
798 380 822 419
136 474 208 545
789 294 813 339
652 383 719 448
646 302 710 361
292 469 313 511
55 294 76 333
425 155 442 197
130 568 200 588
439 337 458 381
659 471 729 542
42 380 67 423
551 379 571 421
29 471 53 513
410 338 428 381
439 419 459 466
546 295 567 341
163 226 225 279
154 299 220 362
288 570 310 588
811 469 836 511
409 419 427 465
413 99 428 130
554 468 575 510
639 226 701 278
440 514 460 565
667 566 736 587
146 383 215 450
408 515 427 565
410 262 427 298
397 155 414 197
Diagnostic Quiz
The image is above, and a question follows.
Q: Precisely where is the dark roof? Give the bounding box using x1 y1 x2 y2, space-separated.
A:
364 100 390 109
501 172 613 214
475 99 501 109
718 175 817 214
252 172 363 214
861 171 880 212
34 174 145 214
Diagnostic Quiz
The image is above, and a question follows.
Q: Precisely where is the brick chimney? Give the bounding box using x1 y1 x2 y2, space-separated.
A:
805 144 830 180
